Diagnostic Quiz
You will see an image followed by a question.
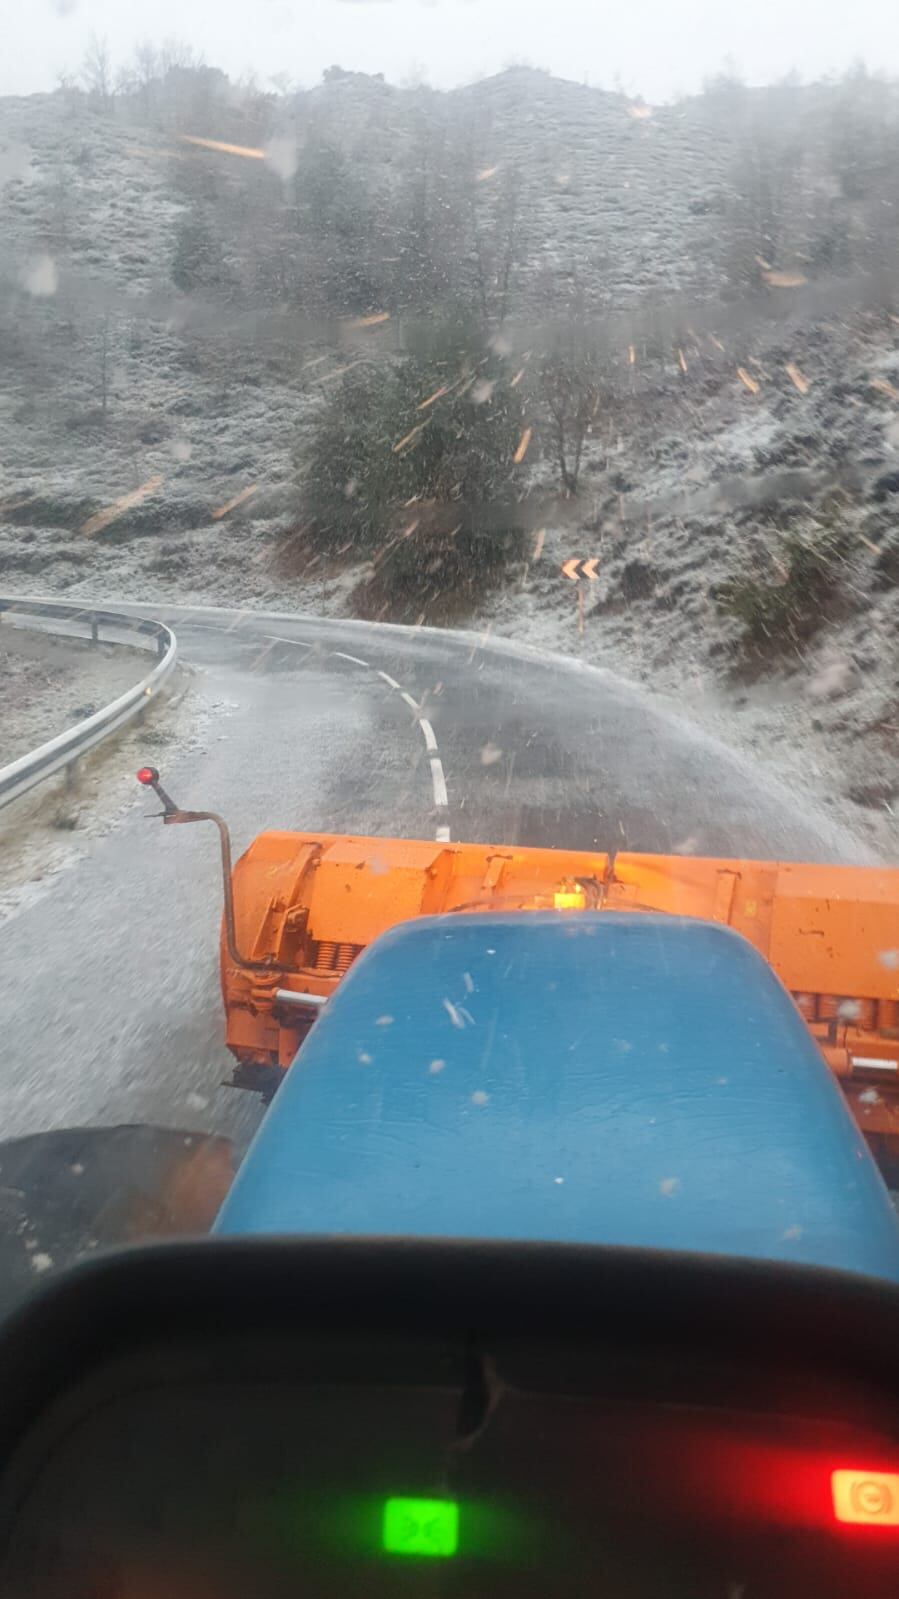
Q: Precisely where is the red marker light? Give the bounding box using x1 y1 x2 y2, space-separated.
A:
136 767 159 786
832 1469 899 1526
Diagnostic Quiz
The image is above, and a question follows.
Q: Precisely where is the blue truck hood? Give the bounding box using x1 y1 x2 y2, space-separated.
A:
216 911 899 1282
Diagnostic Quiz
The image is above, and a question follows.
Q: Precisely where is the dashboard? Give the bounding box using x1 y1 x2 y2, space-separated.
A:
0 1238 895 1597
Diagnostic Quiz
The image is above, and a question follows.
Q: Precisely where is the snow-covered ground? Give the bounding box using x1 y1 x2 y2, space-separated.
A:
0 624 160 759
0 632 209 922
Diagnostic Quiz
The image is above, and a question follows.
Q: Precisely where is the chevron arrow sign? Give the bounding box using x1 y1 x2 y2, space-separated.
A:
562 558 600 581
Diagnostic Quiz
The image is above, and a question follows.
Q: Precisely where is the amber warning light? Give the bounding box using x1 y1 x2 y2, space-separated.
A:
554 879 586 911
832 1469 899 1526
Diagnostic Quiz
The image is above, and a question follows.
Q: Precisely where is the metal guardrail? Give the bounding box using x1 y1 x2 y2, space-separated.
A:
0 597 178 811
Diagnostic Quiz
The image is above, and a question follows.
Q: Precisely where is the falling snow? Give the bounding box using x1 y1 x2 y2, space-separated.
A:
21 253 58 297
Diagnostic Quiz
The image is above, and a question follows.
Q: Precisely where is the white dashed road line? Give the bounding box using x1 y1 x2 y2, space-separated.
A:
248 633 316 671
263 633 315 650
327 651 452 843
188 628 453 838
429 756 449 809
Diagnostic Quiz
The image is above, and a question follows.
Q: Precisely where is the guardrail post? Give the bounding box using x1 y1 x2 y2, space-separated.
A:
90 615 99 646
156 630 166 661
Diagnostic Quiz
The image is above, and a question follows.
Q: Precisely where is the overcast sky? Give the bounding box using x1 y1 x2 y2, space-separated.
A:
5 0 899 101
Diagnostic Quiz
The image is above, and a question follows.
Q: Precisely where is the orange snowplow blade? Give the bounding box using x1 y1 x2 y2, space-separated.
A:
222 833 899 1136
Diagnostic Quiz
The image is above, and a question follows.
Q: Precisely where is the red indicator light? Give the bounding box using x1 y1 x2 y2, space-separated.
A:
832 1469 899 1526
136 767 159 786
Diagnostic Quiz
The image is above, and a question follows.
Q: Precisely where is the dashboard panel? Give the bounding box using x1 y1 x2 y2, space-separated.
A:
0 1239 896 1597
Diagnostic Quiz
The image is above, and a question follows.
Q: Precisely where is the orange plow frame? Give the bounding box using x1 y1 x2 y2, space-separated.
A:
222 833 899 1138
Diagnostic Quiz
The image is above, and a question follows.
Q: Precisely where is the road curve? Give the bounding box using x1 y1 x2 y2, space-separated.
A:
0 601 874 1150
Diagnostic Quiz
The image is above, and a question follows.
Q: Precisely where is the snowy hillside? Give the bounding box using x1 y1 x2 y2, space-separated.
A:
1 64 898 848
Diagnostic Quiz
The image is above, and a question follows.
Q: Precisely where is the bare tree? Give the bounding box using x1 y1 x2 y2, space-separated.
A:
80 33 113 111
56 69 79 102
468 162 526 328
722 94 809 288
113 41 153 116
495 165 523 325
98 311 111 422
46 163 71 251
536 325 608 495
158 36 203 76
828 62 894 201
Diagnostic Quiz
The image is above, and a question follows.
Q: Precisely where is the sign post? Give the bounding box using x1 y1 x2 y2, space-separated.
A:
562 558 599 640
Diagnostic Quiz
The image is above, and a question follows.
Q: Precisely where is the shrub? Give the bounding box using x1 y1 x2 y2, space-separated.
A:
171 208 231 294
369 502 526 616
299 328 530 610
0 495 100 531
716 527 849 656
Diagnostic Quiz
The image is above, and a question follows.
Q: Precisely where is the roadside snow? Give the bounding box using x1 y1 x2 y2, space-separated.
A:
0 661 217 924
0 627 150 765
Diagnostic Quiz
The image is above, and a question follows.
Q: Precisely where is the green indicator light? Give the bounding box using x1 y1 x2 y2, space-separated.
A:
382 1497 459 1558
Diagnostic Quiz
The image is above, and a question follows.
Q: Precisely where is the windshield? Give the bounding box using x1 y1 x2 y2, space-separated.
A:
1 2 898 1305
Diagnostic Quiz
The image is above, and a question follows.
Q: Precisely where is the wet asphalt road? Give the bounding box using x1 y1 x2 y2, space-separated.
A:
167 606 869 860
0 603 873 1149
